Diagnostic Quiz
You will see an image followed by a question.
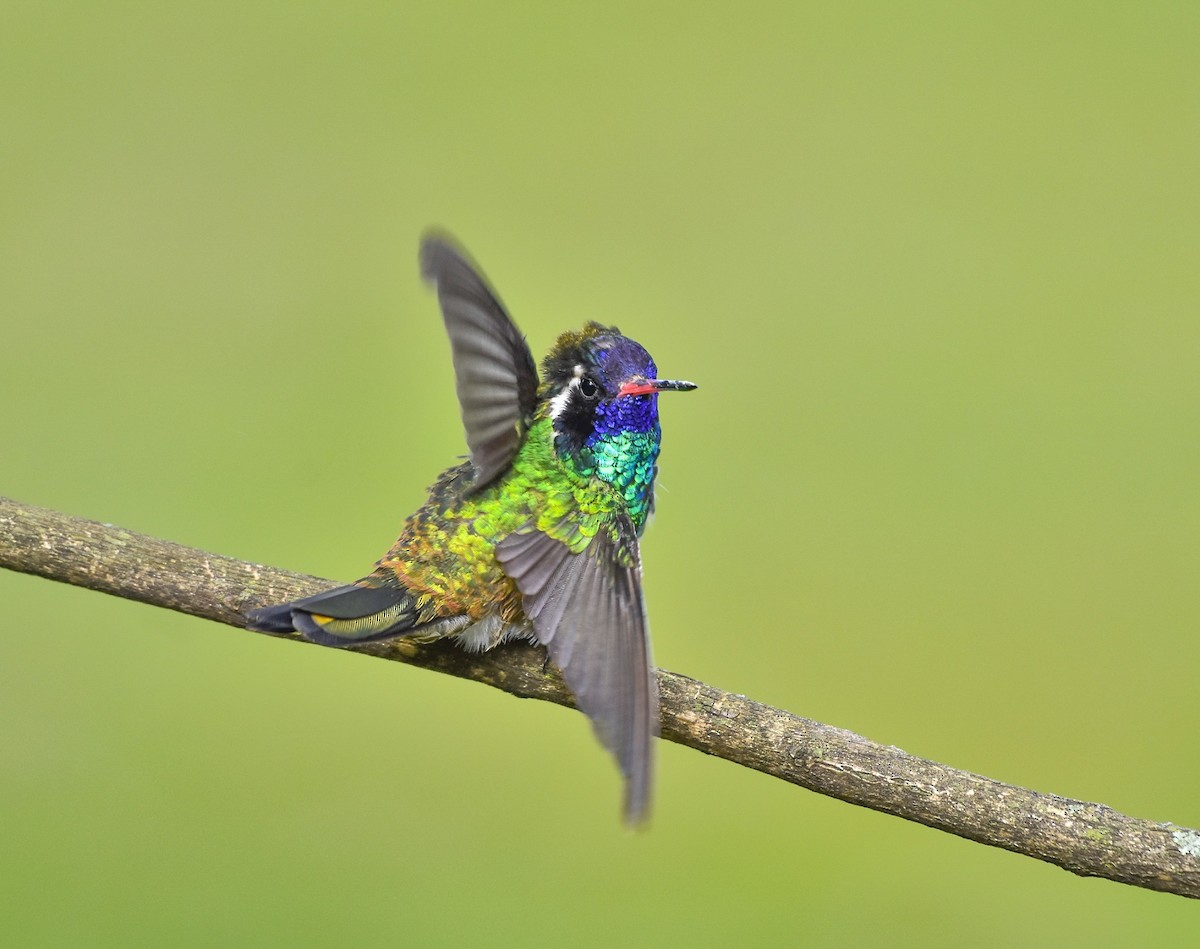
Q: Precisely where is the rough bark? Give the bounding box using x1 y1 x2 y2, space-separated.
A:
2 495 1197 898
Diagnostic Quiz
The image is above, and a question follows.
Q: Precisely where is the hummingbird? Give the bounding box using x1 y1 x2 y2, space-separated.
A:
247 234 696 824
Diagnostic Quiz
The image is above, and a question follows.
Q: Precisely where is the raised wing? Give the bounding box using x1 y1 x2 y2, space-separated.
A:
420 234 540 493
495 522 657 825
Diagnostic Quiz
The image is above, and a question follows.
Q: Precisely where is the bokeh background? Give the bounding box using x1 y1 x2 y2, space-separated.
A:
3 3 1197 945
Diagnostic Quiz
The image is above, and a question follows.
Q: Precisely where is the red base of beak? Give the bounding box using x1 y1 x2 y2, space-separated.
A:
618 381 660 397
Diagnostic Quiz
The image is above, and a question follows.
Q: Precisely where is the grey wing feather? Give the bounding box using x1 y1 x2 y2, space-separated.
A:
420 234 540 493
496 524 658 825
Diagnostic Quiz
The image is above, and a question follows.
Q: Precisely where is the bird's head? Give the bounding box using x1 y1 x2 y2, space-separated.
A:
539 322 696 461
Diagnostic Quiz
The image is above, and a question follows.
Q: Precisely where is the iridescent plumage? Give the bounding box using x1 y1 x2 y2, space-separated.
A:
247 234 696 823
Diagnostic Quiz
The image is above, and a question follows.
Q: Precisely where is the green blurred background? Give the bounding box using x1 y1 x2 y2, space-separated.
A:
2 3 1197 945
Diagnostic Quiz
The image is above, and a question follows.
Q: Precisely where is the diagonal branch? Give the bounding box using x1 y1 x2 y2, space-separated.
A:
2 494 1197 898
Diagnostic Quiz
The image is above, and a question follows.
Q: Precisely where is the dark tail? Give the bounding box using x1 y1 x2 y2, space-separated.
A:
246 581 421 647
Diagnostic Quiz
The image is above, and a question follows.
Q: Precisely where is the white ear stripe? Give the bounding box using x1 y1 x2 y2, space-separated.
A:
547 365 585 422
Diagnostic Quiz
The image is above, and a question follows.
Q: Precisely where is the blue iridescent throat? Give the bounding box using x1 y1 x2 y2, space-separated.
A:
581 397 661 532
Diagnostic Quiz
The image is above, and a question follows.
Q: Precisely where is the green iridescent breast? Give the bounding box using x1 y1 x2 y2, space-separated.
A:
572 428 659 532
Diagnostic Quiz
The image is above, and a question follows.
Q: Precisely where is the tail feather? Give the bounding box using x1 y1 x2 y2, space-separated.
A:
246 581 422 646
244 601 297 633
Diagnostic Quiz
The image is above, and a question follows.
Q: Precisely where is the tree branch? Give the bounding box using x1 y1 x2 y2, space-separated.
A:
2 494 1197 898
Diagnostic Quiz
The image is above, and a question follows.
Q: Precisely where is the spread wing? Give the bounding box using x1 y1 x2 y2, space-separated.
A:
495 521 658 825
420 234 540 493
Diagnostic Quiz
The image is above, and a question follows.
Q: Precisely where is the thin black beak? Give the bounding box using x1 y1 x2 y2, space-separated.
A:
617 378 698 397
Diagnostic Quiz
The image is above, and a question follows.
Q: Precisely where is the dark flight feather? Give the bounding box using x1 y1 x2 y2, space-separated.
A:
496 523 657 825
419 234 540 493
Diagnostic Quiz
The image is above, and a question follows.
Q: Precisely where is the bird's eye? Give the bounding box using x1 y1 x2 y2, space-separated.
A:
578 376 600 400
